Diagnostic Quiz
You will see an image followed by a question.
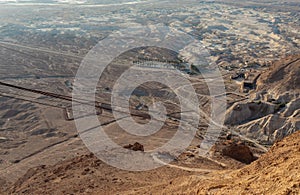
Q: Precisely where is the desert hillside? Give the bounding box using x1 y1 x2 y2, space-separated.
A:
130 130 300 194
6 131 300 195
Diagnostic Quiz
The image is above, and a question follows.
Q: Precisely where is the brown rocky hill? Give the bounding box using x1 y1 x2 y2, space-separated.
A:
5 131 300 195
257 54 300 97
133 130 300 194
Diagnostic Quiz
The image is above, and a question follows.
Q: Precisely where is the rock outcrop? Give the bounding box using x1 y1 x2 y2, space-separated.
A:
238 112 300 143
225 101 276 125
123 142 144 152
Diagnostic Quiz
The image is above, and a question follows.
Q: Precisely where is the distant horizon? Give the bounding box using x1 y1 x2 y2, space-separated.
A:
0 0 146 5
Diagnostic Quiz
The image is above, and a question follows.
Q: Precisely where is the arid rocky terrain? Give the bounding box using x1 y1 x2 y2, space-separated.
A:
226 54 300 144
4 126 300 194
0 0 299 194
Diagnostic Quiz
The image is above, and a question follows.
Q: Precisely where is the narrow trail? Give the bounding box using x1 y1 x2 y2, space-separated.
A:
152 154 215 173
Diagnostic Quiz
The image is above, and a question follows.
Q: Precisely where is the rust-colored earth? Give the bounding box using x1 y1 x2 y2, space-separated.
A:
5 131 299 195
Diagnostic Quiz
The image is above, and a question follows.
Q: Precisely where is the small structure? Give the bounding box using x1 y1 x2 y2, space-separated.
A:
133 57 194 74
231 69 262 93
240 73 261 92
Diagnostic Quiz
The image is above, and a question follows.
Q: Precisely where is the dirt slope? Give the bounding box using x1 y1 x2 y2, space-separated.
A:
137 130 300 195
5 151 228 195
